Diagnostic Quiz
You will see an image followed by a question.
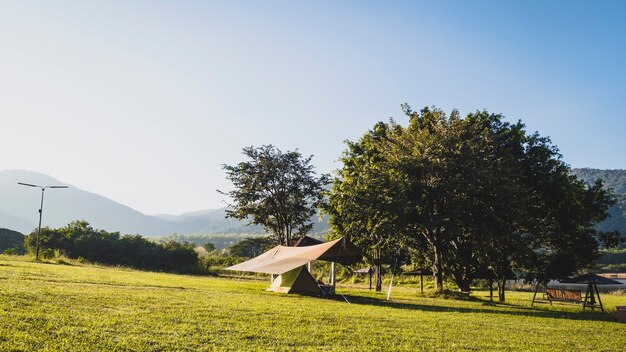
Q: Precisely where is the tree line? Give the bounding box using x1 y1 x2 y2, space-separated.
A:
23 220 200 273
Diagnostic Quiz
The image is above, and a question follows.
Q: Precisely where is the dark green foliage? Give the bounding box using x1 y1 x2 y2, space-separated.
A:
220 145 330 246
0 228 25 254
198 255 247 273
23 220 199 273
519 160 617 284
328 104 616 299
226 237 277 258
202 242 216 252
157 233 267 250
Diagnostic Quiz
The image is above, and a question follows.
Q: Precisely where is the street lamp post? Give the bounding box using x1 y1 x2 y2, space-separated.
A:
17 182 68 260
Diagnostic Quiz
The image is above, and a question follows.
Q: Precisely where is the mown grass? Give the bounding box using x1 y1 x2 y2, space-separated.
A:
1 255 625 351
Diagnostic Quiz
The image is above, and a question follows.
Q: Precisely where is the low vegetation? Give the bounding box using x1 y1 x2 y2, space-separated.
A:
23 221 199 273
1 255 625 351
157 232 268 250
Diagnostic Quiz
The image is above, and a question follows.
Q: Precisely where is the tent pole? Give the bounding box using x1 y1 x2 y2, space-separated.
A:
420 274 424 293
386 272 395 301
331 262 336 295
386 257 398 301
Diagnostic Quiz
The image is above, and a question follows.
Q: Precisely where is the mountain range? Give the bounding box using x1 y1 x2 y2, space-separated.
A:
0 170 276 236
1 169 624 238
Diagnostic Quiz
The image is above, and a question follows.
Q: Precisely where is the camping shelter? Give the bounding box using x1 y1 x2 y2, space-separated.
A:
292 235 324 273
225 237 361 295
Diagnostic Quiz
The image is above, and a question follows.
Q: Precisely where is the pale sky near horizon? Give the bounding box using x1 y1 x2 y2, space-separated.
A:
1 1 625 215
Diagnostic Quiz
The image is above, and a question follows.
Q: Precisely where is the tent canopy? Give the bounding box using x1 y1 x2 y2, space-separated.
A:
225 237 361 275
560 273 623 285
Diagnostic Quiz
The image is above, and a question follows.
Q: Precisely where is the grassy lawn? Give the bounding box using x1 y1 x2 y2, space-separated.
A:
1 255 625 351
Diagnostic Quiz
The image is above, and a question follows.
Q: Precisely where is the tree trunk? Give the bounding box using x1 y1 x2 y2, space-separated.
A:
375 248 382 292
497 278 506 302
452 272 471 293
433 245 444 293
375 263 382 292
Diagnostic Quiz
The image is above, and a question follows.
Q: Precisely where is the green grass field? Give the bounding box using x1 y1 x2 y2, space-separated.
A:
1 255 625 351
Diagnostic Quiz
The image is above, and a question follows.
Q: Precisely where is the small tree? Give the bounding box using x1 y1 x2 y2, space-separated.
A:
202 242 216 252
220 145 330 246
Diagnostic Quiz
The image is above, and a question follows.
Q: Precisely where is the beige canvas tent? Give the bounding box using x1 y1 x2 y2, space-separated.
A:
225 237 361 295
267 266 321 294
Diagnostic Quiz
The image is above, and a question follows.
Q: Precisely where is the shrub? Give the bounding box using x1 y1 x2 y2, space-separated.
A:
2 248 18 256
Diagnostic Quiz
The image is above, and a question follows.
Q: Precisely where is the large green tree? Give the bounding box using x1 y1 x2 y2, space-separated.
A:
328 105 617 298
220 145 329 246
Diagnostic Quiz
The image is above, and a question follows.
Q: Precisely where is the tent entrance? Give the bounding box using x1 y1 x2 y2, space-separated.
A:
268 266 322 295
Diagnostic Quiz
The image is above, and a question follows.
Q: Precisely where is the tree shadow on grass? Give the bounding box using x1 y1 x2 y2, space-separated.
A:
331 294 619 323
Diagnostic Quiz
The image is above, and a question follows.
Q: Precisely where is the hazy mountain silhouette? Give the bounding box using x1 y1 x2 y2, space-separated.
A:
0 170 304 236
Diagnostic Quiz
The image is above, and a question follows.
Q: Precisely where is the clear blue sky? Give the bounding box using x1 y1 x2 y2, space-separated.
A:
1 0 624 214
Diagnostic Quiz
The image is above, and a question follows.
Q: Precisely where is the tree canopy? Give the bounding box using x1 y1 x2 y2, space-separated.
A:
327 105 617 298
220 145 329 246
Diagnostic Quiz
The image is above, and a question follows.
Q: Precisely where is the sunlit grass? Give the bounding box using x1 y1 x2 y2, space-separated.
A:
1 255 625 351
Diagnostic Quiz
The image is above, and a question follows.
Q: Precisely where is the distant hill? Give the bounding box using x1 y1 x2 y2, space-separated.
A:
1 170 176 236
153 209 328 236
572 168 626 237
0 228 25 254
0 170 328 237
